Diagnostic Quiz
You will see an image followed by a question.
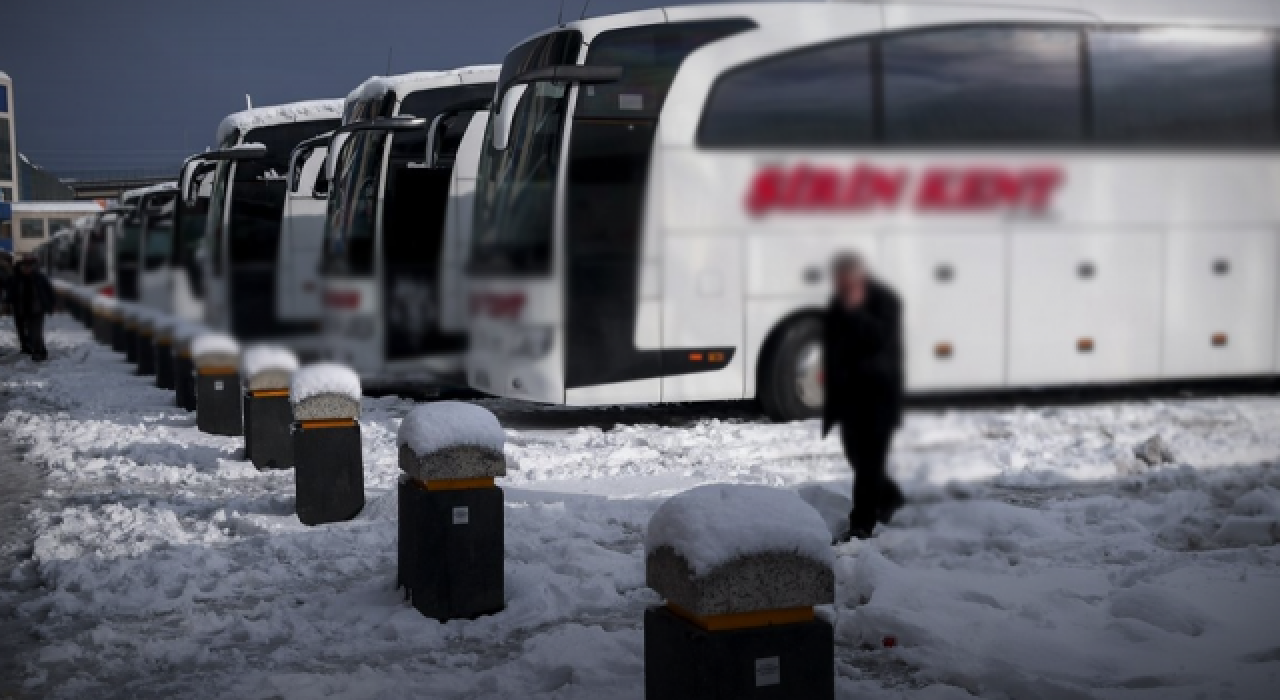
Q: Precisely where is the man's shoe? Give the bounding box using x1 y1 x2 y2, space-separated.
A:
877 492 906 525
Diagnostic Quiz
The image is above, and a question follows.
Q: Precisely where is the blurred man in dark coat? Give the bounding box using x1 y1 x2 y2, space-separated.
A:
823 253 905 541
7 254 54 361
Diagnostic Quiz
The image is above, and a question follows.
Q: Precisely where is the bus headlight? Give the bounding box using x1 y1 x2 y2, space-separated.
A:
509 325 553 359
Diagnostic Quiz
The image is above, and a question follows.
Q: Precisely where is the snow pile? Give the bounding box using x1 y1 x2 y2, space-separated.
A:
290 362 361 404
397 401 504 456
190 332 239 359
240 344 299 378
645 484 833 576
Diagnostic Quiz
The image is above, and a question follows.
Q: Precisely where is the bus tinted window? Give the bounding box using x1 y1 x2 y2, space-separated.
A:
699 40 874 148
1091 28 1276 145
576 19 756 120
882 27 1082 145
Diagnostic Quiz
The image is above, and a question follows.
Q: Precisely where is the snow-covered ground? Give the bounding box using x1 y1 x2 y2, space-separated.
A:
2 315 1279 699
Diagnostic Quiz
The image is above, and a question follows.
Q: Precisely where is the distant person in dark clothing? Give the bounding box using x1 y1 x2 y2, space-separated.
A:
822 253 906 542
7 255 54 361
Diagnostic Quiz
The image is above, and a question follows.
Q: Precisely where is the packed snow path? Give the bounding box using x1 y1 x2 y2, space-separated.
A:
2 316 1279 699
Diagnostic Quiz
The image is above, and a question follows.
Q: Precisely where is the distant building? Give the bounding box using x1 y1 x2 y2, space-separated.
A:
0 71 14 249
9 201 103 255
20 153 76 201
0 71 16 204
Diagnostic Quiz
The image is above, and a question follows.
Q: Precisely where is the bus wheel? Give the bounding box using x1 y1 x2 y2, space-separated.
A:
760 317 824 422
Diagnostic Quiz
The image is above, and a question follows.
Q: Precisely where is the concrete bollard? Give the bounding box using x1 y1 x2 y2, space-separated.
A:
290 363 364 525
192 332 242 436
241 345 299 470
171 324 204 411
90 295 118 346
153 319 177 390
644 484 836 700
135 311 159 376
396 401 506 621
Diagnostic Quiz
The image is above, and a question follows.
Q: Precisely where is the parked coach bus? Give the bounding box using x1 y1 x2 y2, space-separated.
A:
467 0 1280 421
117 183 177 303
199 100 343 342
138 155 215 320
322 67 497 382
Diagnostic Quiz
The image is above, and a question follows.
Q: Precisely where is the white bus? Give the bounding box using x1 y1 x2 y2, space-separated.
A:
116 182 178 303
321 67 497 382
467 0 1280 420
277 133 331 325
139 155 216 320
200 100 343 342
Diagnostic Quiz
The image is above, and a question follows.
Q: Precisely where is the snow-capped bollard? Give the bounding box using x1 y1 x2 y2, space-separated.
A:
396 401 506 621
90 295 117 346
172 324 204 410
241 345 299 470
290 363 364 525
135 311 159 376
644 484 836 700
192 332 242 436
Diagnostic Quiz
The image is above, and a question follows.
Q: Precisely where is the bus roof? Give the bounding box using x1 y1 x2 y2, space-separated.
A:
344 66 501 108
215 99 344 147
514 0 1278 48
11 201 103 214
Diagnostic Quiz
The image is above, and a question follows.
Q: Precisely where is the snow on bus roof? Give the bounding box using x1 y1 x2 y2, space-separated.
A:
11 201 103 213
345 66 500 105
216 99 343 144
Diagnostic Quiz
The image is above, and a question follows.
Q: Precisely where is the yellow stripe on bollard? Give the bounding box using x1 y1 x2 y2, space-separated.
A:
251 389 290 398
419 477 497 492
197 366 237 376
666 603 814 632
299 419 356 430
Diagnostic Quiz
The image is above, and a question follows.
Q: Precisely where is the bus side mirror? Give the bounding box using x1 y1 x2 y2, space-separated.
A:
491 84 529 152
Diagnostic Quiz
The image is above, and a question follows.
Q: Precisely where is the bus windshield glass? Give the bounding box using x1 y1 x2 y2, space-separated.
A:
471 30 582 276
322 129 387 276
145 215 173 270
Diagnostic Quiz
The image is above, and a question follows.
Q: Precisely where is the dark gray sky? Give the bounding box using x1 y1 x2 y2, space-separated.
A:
0 0 733 175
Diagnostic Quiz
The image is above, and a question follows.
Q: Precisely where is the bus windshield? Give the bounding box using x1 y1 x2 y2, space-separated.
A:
322 129 386 276
471 30 582 276
145 215 173 270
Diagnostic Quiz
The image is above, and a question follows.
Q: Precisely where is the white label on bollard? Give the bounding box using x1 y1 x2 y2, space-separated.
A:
214 380 224 391
452 506 469 525
755 657 781 687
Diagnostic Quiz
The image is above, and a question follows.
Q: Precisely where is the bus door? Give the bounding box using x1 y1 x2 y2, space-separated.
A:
277 139 329 322
172 162 214 321
564 21 756 404
116 205 144 300
139 194 176 311
380 110 478 363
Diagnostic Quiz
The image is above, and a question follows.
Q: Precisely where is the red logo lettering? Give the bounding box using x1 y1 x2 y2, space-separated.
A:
323 290 360 310
747 164 1062 216
471 292 526 320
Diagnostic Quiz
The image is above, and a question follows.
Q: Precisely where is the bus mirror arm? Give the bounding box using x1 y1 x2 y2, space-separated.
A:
507 64 623 89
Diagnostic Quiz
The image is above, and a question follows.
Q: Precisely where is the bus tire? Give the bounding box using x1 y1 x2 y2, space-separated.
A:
759 316 824 423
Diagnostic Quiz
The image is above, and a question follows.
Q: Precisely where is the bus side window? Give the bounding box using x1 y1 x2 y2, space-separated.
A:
1089 27 1276 146
881 27 1082 145
699 39 875 148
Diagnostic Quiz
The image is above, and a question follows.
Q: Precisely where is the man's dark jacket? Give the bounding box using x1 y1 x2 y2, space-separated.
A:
822 279 904 438
7 269 55 318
